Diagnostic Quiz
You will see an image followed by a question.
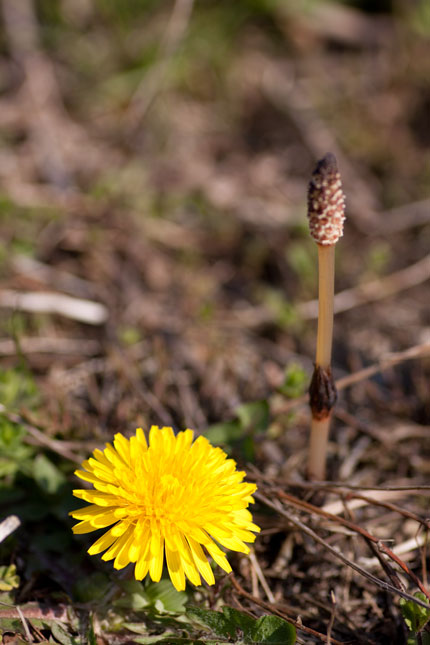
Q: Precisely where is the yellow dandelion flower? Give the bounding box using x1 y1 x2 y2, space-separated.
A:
70 426 260 591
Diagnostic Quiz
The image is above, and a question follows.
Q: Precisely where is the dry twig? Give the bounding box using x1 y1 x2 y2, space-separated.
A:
298 255 430 319
273 341 430 415
256 489 430 606
0 290 108 325
0 515 21 544
0 337 101 357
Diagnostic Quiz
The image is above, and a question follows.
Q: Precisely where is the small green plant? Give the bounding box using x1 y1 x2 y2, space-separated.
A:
205 399 269 460
278 363 307 399
400 593 430 645
116 579 188 614
0 416 35 479
286 241 316 292
0 563 20 592
257 287 300 330
0 366 40 411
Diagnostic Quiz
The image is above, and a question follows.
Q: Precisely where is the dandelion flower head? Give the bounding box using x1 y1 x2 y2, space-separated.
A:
70 426 260 591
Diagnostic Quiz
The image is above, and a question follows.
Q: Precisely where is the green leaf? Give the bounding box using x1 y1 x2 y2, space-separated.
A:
205 400 269 456
188 608 296 644
221 606 255 635
50 621 76 645
29 618 79 644
144 580 188 613
0 616 23 634
257 288 300 330
400 593 430 633
0 590 15 605
123 621 151 635
118 578 188 613
73 572 111 603
119 325 142 346
205 421 243 447
0 563 20 591
248 615 296 644
32 454 66 494
187 607 236 638
285 241 315 289
116 580 150 611
278 364 307 399
236 400 269 433
0 415 34 465
87 616 97 645
0 367 40 410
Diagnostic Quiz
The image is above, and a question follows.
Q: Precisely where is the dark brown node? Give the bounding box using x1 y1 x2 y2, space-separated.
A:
309 364 338 420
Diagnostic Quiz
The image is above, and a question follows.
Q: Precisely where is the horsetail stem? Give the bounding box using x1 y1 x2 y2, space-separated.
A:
307 153 345 481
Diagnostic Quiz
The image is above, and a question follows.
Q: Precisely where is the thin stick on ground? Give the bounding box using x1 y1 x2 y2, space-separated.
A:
298 253 430 319
255 491 430 610
263 486 430 603
326 591 337 645
306 153 345 480
272 341 430 416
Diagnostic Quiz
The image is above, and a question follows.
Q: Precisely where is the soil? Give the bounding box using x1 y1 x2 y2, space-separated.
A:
0 1 429 643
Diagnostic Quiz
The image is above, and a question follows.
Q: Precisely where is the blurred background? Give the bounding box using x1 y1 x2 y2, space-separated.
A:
0 0 429 467
0 0 430 641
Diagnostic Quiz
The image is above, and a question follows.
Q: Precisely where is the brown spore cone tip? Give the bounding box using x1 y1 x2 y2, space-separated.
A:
307 153 346 245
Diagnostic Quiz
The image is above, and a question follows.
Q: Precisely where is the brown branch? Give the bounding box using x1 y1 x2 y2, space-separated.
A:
248 465 430 493
0 337 101 357
298 255 430 319
0 290 108 325
272 341 430 415
335 342 430 390
333 490 429 527
0 602 69 622
256 491 430 609
280 489 430 599
374 198 430 234
363 538 403 591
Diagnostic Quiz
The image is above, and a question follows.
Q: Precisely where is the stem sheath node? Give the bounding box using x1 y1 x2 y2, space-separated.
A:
309 365 337 420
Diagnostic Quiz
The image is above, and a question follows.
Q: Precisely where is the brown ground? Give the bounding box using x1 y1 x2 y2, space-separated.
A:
0 1 429 643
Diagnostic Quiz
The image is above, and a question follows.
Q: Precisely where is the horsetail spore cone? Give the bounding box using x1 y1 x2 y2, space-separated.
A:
307 153 345 246
307 153 345 480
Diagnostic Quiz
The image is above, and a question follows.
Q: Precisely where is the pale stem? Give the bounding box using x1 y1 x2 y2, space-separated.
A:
308 243 336 480
315 244 335 369
308 415 331 481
